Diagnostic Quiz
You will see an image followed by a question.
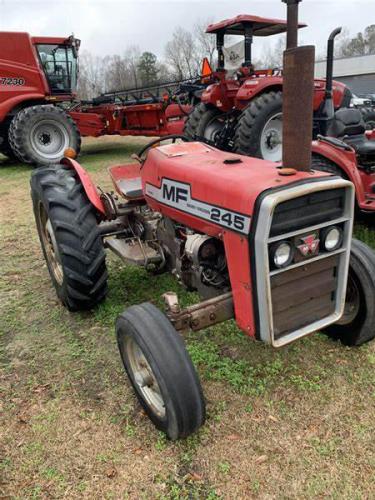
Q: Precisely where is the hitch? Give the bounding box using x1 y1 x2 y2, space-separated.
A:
163 292 234 333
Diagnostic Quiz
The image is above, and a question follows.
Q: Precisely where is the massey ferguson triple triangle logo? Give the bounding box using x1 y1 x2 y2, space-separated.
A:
298 234 320 257
145 179 251 235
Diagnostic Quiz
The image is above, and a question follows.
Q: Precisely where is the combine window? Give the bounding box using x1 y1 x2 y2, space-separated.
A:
36 44 78 94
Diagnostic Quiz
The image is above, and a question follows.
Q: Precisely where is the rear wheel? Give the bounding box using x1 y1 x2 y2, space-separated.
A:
30 165 108 311
116 302 205 440
234 91 283 162
9 105 81 166
322 239 375 346
360 107 375 130
184 103 225 143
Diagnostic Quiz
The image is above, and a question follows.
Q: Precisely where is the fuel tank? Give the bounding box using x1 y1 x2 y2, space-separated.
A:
142 141 328 237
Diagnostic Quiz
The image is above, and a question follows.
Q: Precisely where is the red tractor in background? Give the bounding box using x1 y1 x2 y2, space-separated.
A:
184 14 352 161
184 18 375 213
311 27 375 212
0 32 82 164
0 31 201 165
29 0 375 440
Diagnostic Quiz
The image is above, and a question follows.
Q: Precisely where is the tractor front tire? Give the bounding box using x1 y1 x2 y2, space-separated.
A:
116 303 205 440
361 107 375 130
30 165 108 311
322 239 375 346
9 105 81 166
234 91 283 162
184 103 224 143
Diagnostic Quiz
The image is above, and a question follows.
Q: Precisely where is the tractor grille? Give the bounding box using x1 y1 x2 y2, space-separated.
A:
253 179 354 347
271 255 339 339
270 188 346 236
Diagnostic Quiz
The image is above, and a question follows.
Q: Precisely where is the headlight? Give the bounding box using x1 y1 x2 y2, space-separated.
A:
270 241 294 268
322 226 343 252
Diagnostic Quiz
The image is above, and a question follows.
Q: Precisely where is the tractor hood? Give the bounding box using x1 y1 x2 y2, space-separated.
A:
142 141 329 236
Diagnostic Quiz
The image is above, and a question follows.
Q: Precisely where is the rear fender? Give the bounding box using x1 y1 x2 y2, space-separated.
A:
311 140 366 205
60 157 106 216
235 78 283 109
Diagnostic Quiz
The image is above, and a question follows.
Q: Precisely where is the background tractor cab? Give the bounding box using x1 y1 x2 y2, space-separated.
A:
0 32 81 164
184 14 352 161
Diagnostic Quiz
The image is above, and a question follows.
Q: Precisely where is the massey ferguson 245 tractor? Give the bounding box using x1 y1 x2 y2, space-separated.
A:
31 0 375 440
0 32 81 164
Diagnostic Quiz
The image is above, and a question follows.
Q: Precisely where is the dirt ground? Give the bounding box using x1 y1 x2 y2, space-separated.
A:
1 137 375 499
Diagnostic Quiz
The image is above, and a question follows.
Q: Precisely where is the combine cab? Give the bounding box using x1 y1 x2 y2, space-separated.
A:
0 32 81 164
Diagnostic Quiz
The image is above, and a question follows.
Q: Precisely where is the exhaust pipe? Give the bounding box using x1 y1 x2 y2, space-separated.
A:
282 0 315 172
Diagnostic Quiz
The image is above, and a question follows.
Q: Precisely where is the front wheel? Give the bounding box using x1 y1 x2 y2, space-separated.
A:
184 103 225 144
116 303 205 440
322 239 375 346
9 105 81 166
234 91 283 162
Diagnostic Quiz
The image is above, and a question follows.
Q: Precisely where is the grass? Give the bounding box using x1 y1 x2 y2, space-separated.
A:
0 136 375 499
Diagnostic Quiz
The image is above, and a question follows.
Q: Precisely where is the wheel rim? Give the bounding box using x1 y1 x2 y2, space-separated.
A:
337 273 361 325
204 115 225 143
125 337 166 419
38 202 64 285
30 120 70 160
260 113 283 162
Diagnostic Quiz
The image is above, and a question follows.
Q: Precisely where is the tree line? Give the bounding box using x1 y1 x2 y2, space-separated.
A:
77 22 375 100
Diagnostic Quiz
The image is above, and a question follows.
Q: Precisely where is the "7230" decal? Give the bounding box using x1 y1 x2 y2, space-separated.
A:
0 77 25 86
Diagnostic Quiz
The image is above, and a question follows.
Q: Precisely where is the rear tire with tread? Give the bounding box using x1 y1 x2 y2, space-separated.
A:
234 90 283 160
30 164 107 311
116 302 205 440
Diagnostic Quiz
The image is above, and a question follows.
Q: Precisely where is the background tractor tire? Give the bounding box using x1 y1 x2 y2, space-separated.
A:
322 239 375 346
9 105 81 166
184 103 224 143
360 107 375 130
234 90 283 162
30 164 107 311
116 302 205 440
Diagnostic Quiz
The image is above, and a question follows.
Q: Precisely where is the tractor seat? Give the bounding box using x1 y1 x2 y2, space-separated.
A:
329 108 375 159
108 164 144 201
344 134 375 157
116 178 143 200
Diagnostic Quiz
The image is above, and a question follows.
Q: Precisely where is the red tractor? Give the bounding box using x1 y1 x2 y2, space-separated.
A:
310 28 375 212
184 13 354 162
30 0 375 440
0 32 81 164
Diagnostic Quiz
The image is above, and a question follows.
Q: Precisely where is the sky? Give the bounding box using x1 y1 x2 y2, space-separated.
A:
0 0 373 61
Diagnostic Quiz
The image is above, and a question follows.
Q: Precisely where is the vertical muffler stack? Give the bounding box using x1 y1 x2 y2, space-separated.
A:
282 0 315 172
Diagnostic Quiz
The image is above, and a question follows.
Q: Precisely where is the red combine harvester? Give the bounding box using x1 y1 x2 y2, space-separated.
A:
0 31 201 165
30 0 375 440
0 32 81 164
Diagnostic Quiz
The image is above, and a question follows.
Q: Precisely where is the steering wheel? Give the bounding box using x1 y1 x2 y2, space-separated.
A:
135 134 192 165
